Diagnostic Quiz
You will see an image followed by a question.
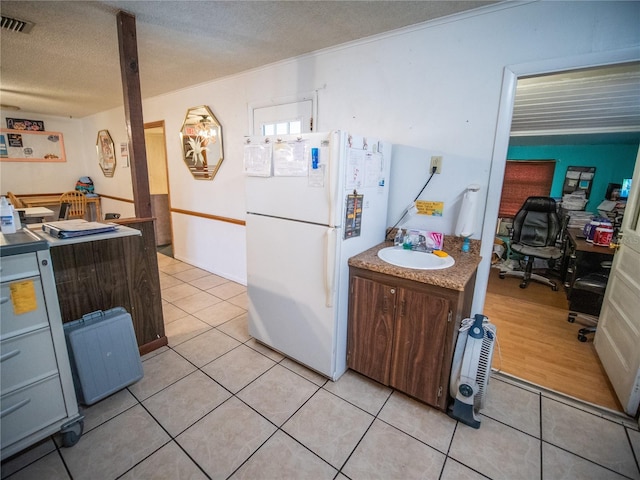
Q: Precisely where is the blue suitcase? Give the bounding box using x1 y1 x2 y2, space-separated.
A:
63 307 143 405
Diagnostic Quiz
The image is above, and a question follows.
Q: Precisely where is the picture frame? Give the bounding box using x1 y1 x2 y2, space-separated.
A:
120 142 130 168
180 105 224 180
96 129 116 177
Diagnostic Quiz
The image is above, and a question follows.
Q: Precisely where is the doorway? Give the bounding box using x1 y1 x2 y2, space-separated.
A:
144 120 173 255
483 53 640 414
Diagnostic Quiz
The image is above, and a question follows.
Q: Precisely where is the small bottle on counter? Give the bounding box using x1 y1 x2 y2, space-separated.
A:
1 196 17 234
394 228 404 246
461 236 470 253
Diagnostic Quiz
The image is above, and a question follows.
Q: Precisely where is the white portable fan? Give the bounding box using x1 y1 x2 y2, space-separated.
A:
448 313 497 428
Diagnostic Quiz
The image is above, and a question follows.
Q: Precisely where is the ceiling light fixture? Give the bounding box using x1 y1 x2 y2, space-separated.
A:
0 104 21 111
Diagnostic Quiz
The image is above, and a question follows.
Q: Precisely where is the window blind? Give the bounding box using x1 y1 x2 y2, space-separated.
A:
499 160 556 218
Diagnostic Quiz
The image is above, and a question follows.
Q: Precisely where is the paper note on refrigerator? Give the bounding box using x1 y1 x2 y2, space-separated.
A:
346 148 365 189
273 139 310 176
344 192 364 238
363 152 383 188
243 142 272 176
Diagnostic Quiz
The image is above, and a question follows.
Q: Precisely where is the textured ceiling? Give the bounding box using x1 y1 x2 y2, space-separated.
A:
0 0 495 118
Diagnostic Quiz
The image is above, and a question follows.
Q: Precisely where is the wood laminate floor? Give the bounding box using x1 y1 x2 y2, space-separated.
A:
485 267 623 412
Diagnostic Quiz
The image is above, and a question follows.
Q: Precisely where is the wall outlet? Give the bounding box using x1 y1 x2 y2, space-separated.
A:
430 156 443 174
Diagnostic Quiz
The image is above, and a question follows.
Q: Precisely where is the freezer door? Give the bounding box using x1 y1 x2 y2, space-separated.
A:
245 131 343 226
246 213 340 378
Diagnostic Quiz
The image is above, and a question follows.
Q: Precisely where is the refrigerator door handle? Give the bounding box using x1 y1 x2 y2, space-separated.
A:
327 131 339 227
324 227 337 307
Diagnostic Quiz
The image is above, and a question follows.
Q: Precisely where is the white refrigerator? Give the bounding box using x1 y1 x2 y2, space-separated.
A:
244 130 392 380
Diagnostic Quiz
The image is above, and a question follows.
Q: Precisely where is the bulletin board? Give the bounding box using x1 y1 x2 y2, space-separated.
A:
562 166 595 199
0 129 66 162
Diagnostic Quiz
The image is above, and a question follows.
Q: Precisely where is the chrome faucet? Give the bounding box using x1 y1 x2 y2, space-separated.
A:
409 235 433 253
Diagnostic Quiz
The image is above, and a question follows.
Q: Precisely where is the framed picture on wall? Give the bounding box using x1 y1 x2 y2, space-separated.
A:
96 129 116 177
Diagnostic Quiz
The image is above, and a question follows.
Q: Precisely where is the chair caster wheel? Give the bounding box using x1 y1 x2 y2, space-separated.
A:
551 285 558 291
568 315 575 323
578 335 588 342
499 273 505 279
519 282 527 289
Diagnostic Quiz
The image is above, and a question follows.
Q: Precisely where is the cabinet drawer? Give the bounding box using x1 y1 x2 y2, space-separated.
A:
0 276 49 339
1 328 58 394
0 375 67 449
0 253 40 283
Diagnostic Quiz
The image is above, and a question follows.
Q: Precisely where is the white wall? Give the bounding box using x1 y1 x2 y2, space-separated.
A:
8 2 638 308
80 109 136 219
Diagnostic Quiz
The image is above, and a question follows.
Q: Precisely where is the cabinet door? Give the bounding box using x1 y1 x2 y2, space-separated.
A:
347 276 395 385
390 288 450 407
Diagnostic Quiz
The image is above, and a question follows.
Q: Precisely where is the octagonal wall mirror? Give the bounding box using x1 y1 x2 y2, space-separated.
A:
180 105 224 180
97 129 116 177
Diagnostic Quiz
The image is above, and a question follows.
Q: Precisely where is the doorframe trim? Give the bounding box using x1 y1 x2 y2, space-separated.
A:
473 47 640 316
248 90 319 135
144 120 173 247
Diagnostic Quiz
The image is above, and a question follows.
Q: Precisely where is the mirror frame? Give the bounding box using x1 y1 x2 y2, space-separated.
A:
96 129 116 177
180 105 224 180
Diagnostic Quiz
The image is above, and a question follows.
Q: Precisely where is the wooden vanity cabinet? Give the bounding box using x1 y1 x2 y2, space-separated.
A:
347 266 475 411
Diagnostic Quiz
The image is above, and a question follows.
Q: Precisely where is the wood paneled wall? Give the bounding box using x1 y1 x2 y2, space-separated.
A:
50 218 166 355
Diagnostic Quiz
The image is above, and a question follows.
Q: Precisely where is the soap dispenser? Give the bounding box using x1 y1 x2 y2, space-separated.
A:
0 196 16 234
461 236 471 253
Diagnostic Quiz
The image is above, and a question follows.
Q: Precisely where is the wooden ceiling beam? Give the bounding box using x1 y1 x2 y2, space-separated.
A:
116 11 152 219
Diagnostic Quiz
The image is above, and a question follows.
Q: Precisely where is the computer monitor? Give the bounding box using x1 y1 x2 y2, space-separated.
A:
620 178 632 200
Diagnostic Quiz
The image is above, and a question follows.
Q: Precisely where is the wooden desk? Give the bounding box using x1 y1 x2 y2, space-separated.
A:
18 195 102 222
563 228 615 294
16 206 55 224
17 207 54 218
567 228 615 254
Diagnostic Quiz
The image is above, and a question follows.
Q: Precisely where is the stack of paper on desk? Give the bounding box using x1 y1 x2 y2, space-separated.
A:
42 219 118 238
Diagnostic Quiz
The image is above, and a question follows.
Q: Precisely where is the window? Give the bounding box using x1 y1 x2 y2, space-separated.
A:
499 160 556 218
250 93 316 135
262 119 302 136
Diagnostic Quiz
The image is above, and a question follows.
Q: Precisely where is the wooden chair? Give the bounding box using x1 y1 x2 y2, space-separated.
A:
59 191 87 219
7 192 24 208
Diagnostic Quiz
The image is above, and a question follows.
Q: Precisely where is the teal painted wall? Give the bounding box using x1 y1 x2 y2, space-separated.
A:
506 144 638 213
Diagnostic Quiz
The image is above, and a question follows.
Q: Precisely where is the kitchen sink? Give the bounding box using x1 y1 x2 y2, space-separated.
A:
377 246 455 270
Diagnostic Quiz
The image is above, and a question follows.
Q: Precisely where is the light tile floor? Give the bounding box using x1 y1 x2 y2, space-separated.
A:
2 253 640 480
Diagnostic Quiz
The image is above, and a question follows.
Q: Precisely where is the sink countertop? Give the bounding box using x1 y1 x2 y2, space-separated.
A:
348 236 482 291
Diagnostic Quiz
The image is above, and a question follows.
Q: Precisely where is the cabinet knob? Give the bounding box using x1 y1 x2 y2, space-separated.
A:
390 288 395 294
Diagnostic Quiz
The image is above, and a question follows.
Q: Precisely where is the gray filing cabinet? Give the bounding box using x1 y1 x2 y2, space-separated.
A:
1 229 84 460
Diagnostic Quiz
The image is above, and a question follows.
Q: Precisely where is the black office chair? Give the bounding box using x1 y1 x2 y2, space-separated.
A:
499 196 562 290
567 261 611 342
58 202 70 220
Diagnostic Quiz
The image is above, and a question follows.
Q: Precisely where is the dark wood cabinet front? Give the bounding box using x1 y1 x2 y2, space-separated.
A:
347 266 474 411
390 288 450 407
49 218 167 355
347 276 395 385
